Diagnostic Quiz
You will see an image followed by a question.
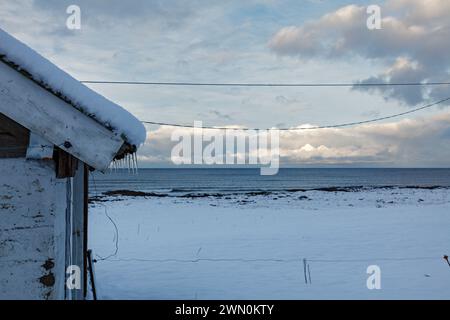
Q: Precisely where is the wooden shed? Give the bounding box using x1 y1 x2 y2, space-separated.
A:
0 29 146 300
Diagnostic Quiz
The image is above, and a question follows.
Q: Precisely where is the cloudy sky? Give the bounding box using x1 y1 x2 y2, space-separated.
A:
1 0 449 167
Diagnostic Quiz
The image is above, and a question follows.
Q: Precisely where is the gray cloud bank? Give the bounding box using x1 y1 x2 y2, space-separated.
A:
139 111 450 167
269 0 450 106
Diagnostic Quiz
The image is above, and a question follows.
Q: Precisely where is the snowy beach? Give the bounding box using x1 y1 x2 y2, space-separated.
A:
89 187 450 300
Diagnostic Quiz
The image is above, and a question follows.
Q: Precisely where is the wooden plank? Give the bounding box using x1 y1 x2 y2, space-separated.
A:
56 149 79 178
0 112 29 158
0 158 68 299
26 133 54 160
83 164 89 298
71 161 85 300
0 61 124 170
64 178 72 300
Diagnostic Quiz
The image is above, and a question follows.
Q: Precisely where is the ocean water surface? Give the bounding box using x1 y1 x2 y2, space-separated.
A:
90 168 450 196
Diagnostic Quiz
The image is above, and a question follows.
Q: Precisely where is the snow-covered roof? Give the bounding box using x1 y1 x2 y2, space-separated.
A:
0 28 146 148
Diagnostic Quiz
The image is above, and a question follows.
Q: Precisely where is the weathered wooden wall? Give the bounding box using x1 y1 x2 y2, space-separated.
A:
0 158 67 300
70 162 86 300
0 113 29 158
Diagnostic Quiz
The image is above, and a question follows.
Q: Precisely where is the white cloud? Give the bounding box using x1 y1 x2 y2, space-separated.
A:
269 0 450 106
138 111 450 167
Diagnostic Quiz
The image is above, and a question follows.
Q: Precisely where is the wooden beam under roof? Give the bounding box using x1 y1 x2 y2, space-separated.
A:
0 61 124 170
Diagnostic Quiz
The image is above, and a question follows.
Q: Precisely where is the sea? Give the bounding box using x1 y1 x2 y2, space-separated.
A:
89 168 450 197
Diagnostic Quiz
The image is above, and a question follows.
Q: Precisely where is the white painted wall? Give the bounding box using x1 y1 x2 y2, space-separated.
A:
0 158 67 300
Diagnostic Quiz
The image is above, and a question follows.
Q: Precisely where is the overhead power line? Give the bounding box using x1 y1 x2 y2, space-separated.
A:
82 80 450 87
141 96 450 131
97 255 441 264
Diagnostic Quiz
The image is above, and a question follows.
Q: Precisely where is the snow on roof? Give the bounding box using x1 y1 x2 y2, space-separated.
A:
0 28 146 148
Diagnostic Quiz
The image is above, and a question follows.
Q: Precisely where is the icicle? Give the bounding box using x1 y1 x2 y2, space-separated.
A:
107 153 139 175
134 153 137 175
134 153 139 175
127 154 131 174
130 154 135 175
134 152 139 175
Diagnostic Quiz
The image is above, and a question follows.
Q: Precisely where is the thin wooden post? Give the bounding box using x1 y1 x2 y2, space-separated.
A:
87 250 97 300
83 165 89 298
303 258 308 284
307 263 312 284
71 162 84 300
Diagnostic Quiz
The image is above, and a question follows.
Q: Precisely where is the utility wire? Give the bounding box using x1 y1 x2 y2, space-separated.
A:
97 256 442 264
141 96 450 131
81 80 450 87
90 173 119 261
101 258 300 263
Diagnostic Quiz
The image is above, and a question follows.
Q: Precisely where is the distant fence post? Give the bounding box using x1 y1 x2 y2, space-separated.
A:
308 263 312 284
303 258 308 284
303 258 312 284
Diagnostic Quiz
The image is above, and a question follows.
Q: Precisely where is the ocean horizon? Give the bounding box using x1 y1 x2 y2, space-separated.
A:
90 168 450 196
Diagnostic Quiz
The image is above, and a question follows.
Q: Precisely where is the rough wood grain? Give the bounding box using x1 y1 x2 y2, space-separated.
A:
0 113 29 158
55 148 79 178
0 159 67 299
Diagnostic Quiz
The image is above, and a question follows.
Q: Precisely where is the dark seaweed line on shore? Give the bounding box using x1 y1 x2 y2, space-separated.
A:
88 185 450 202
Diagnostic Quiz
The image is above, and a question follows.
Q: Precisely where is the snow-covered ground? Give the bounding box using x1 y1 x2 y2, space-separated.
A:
89 188 450 299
